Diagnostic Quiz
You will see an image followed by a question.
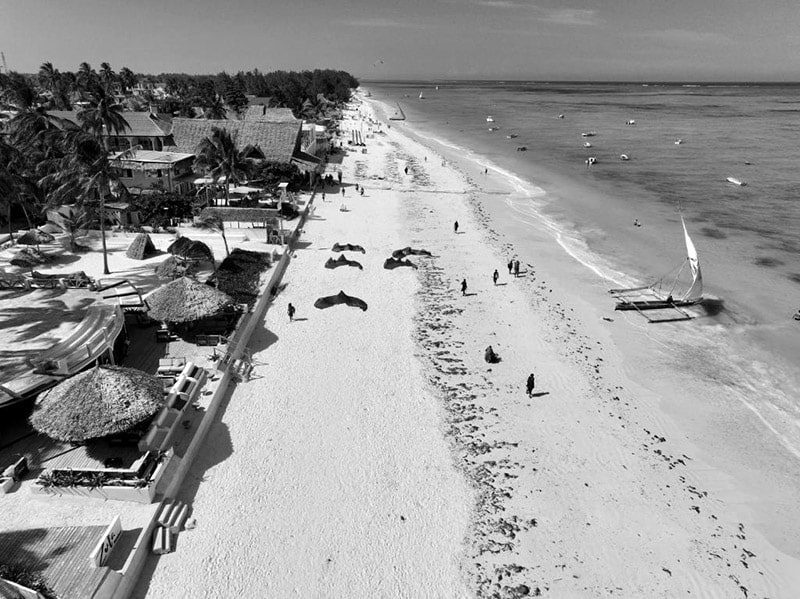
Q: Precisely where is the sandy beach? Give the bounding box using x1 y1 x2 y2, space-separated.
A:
131 95 800 598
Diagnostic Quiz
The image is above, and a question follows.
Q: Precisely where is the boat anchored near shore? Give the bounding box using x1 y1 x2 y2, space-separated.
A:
727 177 747 186
609 216 703 322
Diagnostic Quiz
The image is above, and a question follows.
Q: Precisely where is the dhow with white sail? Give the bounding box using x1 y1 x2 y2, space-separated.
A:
609 216 703 321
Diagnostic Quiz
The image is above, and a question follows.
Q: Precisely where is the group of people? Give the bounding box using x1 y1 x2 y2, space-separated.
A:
507 259 521 277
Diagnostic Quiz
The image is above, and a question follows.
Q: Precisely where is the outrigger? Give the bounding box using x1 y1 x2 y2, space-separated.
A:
609 216 703 322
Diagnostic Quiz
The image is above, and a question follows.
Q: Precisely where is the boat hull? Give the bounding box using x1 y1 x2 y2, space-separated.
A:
615 299 698 311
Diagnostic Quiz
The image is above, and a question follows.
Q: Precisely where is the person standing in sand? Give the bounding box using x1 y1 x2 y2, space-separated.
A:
493 269 499 285
507 259 513 274
513 260 520 278
454 221 459 233
461 279 468 296
526 373 536 396
288 303 296 322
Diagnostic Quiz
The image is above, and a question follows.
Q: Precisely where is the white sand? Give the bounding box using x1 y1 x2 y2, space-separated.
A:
131 98 800 599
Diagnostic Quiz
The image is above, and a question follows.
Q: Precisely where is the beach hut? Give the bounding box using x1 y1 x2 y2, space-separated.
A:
126 232 157 260
9 247 49 270
16 229 54 245
146 276 234 323
154 255 192 279
29 365 165 443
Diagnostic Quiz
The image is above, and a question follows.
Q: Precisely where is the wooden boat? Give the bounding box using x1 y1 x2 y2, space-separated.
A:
727 177 746 186
609 216 703 321
486 116 494 123
581 131 597 137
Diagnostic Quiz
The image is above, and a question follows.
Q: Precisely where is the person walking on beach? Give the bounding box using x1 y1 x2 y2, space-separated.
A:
454 220 459 233
341 188 345 197
513 260 520 278
526 373 536 396
461 279 468 296
360 187 365 196
288 303 296 322
493 269 499 286
404 166 409 175
507 259 513 274
322 192 326 202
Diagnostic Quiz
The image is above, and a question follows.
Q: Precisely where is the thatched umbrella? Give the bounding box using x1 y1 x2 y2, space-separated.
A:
126 232 157 260
16 229 55 245
29 365 165 443
10 247 48 270
146 276 234 323
154 255 192 279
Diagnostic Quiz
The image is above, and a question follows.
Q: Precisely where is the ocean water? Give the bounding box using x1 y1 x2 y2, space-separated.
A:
364 81 800 545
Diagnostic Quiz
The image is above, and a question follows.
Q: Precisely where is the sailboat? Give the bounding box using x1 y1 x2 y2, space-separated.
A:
418 90 424 100
609 216 703 320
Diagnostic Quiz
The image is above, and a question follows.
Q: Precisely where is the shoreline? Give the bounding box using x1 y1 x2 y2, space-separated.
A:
361 90 800 595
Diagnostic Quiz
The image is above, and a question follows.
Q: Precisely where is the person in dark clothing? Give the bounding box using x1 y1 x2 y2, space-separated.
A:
461 279 468 296
526 373 536 396
288 303 296 322
493 269 499 285
485 346 499 363
454 221 459 233
507 260 513 274
513 260 520 278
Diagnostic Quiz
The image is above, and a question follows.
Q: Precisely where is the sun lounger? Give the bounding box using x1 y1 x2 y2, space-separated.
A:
157 357 186 375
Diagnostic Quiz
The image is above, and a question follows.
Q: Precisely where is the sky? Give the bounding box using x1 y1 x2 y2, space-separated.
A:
2 0 800 81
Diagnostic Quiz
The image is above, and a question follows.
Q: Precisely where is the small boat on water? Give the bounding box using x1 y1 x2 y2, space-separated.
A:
727 177 747 186
516 146 527 152
609 216 703 321
418 91 424 100
582 131 596 137
584 142 592 148
626 120 636 125
620 154 630 161
488 127 499 132
486 116 495 123
585 156 597 165
675 139 683 145
558 114 565 119
506 134 518 139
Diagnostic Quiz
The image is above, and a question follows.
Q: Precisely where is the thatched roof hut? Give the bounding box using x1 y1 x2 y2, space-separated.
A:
146 276 234 322
154 255 193 279
216 248 272 305
10 247 50 269
167 237 214 264
126 232 157 260
167 237 192 255
16 229 54 245
29 365 165 443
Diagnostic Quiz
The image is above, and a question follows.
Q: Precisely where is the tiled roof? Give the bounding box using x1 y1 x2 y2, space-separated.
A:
164 118 302 163
47 110 173 137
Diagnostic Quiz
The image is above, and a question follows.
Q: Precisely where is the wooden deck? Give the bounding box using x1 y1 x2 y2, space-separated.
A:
0 525 113 598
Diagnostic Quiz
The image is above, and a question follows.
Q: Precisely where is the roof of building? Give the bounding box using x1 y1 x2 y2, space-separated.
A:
243 105 299 123
46 110 174 137
165 118 302 163
110 149 194 164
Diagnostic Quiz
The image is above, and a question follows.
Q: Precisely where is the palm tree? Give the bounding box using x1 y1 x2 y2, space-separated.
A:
118 67 137 94
77 85 130 149
193 127 252 207
194 213 229 257
42 131 133 273
76 62 96 93
38 62 59 94
99 62 116 94
203 95 227 120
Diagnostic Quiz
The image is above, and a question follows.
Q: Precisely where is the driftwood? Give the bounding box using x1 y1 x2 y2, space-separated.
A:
332 243 366 254
324 254 363 270
391 246 432 259
313 290 368 311
383 257 417 270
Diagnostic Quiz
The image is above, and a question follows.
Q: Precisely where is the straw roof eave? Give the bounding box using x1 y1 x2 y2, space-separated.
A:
30 366 165 442
146 276 234 322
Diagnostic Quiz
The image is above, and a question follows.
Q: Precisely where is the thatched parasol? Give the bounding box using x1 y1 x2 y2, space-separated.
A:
16 229 55 245
126 232 157 260
29 365 165 443
10 247 49 269
146 276 234 322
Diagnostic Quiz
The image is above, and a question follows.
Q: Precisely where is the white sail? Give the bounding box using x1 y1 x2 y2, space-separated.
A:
681 216 703 301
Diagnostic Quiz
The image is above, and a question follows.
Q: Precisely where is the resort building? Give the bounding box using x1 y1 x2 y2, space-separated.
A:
46 110 174 151
110 149 196 195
